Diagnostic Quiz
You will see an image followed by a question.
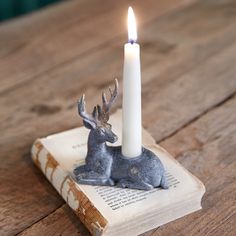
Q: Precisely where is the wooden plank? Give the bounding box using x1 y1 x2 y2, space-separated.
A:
18 205 90 236
1 0 236 146
143 40 236 141
153 97 236 236
1 0 236 235
17 87 236 236
2 0 236 141
0 0 195 94
0 1 199 235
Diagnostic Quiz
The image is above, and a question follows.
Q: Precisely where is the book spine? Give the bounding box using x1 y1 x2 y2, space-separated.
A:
31 139 108 236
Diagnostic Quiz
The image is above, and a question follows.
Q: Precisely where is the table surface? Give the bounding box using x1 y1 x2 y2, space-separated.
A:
1 0 236 235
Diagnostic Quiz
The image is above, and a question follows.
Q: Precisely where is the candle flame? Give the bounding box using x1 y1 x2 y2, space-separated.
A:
128 6 137 43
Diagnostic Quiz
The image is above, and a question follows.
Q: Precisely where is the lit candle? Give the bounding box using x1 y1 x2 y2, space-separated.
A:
122 7 142 158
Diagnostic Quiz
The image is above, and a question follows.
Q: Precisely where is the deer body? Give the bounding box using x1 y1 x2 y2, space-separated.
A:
74 129 116 186
73 79 168 190
107 146 168 190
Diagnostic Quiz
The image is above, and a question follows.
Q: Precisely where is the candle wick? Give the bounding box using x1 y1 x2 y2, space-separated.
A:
129 39 136 44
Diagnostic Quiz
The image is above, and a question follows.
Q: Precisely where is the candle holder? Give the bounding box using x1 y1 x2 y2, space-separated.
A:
73 79 168 191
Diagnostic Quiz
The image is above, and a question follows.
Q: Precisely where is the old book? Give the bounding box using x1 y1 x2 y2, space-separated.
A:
31 110 205 236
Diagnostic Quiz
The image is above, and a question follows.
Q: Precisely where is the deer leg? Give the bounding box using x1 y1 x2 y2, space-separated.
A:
160 174 169 189
78 178 114 186
117 178 153 190
74 165 110 181
73 165 88 176
76 170 114 186
119 166 154 190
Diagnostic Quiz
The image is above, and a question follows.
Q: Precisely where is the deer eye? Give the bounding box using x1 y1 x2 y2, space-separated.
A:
100 128 106 133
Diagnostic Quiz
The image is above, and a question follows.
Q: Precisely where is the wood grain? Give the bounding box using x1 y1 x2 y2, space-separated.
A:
0 0 236 235
156 96 236 236
18 86 236 236
18 205 89 236
0 1 198 235
0 0 195 95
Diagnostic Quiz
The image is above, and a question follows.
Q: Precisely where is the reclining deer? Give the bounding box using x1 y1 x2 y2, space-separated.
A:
73 79 168 190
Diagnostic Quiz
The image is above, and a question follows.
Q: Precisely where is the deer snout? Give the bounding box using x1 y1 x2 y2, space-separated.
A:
112 134 118 143
108 131 118 143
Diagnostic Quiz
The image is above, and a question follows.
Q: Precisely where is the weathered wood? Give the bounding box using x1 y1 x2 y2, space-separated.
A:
1 0 236 235
155 96 236 236
2 0 236 149
18 205 89 236
18 90 236 236
0 1 199 235
143 40 236 141
0 0 195 95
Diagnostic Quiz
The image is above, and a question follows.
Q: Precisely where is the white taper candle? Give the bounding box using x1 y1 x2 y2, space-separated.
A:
122 7 142 158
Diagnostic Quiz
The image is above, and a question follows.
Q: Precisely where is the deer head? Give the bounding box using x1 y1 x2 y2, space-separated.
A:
78 79 118 144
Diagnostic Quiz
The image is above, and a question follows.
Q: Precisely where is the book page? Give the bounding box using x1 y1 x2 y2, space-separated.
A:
41 110 204 226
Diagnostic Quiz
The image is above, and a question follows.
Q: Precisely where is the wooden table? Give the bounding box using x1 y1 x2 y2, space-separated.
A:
1 0 235 235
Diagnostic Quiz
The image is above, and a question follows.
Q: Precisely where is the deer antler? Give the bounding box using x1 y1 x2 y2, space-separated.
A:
78 79 119 126
78 94 98 125
101 79 119 122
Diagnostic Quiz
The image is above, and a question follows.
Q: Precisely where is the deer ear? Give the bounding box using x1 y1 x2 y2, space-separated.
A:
83 119 96 130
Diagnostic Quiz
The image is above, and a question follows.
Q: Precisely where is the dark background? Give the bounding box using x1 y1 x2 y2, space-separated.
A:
0 0 63 21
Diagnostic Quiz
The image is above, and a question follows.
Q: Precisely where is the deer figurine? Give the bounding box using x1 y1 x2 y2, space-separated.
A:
73 79 168 190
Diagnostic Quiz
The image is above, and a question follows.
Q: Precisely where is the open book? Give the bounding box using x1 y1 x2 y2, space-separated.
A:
31 110 205 236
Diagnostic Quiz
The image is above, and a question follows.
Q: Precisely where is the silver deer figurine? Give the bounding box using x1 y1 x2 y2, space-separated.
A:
73 79 168 190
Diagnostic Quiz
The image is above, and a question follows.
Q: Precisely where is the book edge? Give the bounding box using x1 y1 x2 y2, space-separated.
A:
150 144 206 195
103 195 203 236
31 139 108 236
104 188 204 233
